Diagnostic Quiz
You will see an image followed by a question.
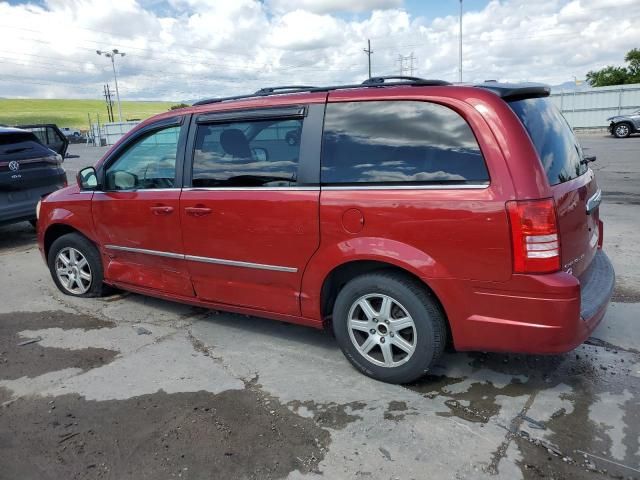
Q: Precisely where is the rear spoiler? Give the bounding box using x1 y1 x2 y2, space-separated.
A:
475 82 551 102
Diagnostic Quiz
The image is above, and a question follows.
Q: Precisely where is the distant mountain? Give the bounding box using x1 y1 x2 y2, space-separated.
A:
551 80 592 92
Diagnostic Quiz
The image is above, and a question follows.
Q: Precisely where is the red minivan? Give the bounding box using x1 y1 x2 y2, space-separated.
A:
37 77 614 383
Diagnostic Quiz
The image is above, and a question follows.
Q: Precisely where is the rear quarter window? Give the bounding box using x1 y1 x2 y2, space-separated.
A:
509 97 587 185
321 100 489 186
0 132 52 160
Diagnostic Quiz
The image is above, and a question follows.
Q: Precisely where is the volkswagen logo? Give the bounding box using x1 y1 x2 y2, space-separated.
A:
8 161 20 172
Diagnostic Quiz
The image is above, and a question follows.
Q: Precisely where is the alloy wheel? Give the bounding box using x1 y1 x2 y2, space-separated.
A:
347 293 417 368
55 247 92 294
615 124 630 138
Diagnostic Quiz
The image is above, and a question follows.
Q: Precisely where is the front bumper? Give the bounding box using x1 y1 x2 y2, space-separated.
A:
434 250 615 354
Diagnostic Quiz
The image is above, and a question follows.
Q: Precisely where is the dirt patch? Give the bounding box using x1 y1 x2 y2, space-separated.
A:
612 283 640 303
0 310 117 380
0 388 330 480
384 400 411 421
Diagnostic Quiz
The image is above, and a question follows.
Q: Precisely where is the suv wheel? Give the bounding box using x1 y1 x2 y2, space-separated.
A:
332 271 447 384
613 122 631 138
48 233 107 297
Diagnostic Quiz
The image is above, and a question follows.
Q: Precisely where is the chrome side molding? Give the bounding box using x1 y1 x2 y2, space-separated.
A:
104 245 298 273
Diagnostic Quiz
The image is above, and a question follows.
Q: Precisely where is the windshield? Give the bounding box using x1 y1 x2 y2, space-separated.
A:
509 97 587 186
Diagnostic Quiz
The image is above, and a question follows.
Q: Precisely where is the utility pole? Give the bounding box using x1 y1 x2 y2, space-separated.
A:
459 0 463 82
103 84 114 122
97 49 125 122
363 39 373 79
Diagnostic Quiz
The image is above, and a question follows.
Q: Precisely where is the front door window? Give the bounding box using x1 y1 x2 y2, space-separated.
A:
104 126 180 190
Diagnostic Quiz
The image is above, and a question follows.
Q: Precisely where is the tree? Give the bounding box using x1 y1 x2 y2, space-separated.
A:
625 48 640 82
586 48 640 86
170 103 190 110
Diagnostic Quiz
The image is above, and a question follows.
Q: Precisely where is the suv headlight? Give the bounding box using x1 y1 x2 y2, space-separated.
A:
36 199 42 220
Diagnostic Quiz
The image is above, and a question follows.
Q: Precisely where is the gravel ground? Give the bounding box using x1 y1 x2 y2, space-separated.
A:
0 135 639 480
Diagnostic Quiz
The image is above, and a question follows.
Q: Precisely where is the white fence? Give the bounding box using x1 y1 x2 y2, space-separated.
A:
90 121 139 146
550 83 640 129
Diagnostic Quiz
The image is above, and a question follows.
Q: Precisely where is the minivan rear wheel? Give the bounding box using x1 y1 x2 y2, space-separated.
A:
48 233 108 297
332 271 446 384
613 122 631 138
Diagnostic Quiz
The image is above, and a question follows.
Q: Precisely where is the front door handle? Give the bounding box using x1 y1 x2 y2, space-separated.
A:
185 206 212 217
150 205 174 216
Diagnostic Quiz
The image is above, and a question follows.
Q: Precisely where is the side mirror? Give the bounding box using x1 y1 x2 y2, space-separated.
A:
251 147 268 162
105 170 138 190
77 166 99 190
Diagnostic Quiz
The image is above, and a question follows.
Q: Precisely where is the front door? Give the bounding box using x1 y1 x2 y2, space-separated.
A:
93 120 194 297
180 105 323 316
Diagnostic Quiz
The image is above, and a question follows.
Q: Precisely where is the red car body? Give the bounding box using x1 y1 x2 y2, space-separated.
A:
37 81 614 355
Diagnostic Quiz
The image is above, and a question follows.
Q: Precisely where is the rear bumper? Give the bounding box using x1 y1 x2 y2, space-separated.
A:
434 250 615 354
0 181 65 226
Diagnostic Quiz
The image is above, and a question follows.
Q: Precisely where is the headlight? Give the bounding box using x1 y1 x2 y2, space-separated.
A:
36 199 41 220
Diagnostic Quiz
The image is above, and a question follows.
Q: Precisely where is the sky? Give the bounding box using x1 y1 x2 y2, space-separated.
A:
0 0 638 101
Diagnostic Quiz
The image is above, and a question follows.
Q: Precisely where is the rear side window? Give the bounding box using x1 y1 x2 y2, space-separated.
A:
0 132 52 160
192 118 302 187
509 97 587 185
321 101 488 186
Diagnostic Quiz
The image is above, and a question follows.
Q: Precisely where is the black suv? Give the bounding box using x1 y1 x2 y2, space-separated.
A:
0 127 67 227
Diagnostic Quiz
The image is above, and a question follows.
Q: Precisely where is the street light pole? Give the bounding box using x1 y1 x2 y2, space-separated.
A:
459 0 463 83
97 49 125 122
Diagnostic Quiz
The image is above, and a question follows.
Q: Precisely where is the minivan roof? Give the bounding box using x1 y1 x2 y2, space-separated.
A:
192 76 550 107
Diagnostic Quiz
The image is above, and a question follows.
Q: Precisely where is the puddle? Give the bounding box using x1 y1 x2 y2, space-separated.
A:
405 347 640 478
287 399 366 429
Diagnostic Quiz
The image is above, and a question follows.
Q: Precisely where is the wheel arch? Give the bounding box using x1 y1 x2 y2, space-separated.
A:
614 120 634 135
44 223 95 260
318 259 452 342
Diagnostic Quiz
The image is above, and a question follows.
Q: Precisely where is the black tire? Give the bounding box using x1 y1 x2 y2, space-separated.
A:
332 271 447 384
28 219 37 230
613 122 632 138
47 233 108 298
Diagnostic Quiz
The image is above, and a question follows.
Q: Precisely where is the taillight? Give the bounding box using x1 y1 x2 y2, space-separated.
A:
506 198 560 274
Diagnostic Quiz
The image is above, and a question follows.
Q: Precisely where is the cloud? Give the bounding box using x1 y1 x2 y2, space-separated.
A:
266 0 403 14
0 0 636 101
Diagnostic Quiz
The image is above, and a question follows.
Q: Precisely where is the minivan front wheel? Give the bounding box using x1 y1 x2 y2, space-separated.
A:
332 271 447 384
613 123 631 138
48 233 107 297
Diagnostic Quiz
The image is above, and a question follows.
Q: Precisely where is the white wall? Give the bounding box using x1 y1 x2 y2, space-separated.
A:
549 83 640 128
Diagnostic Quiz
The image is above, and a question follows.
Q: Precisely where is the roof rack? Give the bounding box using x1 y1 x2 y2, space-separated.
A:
192 76 451 106
362 76 451 86
254 86 317 95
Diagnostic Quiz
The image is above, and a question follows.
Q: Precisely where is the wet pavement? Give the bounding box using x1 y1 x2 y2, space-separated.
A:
0 136 639 479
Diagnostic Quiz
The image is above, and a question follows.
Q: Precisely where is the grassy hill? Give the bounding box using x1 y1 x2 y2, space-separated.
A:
0 99 177 130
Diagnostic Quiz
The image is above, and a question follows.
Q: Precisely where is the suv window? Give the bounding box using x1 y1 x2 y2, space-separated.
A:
0 132 52 160
105 125 180 190
192 118 302 187
321 101 488 186
509 97 587 186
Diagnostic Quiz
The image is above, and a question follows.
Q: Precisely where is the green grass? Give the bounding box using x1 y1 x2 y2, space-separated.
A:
0 99 177 130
